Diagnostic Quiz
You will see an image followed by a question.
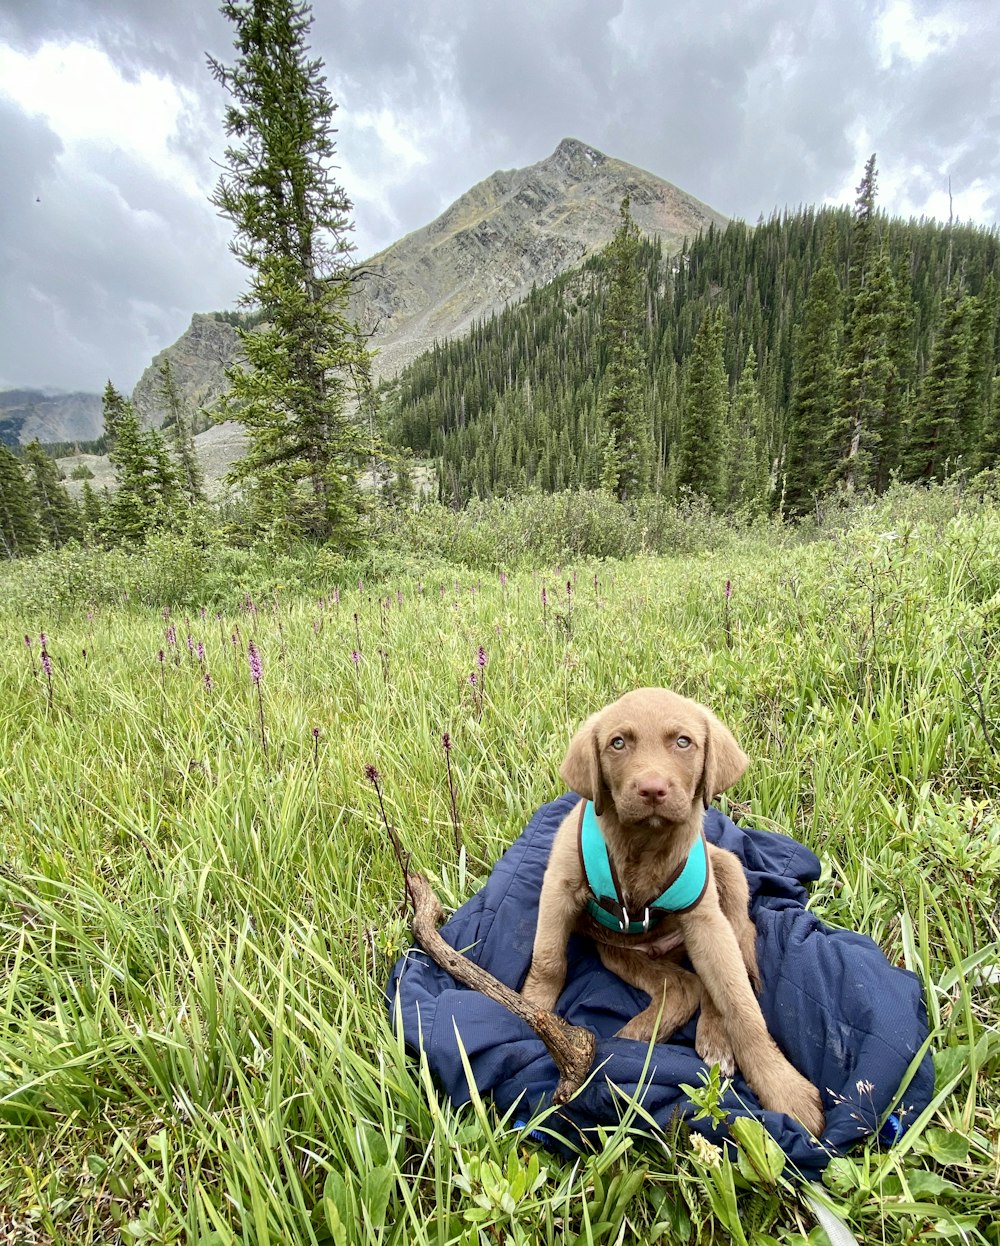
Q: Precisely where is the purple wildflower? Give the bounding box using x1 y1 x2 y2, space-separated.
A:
333 588 340 605
477 646 487 669
158 649 165 664
247 641 266 752
725 579 732 600
351 649 361 665
39 632 47 648
186 634 194 655
468 671 477 686
197 641 206 665
40 649 52 678
166 625 177 648
442 731 452 751
364 763 380 785
204 672 214 692
162 607 171 620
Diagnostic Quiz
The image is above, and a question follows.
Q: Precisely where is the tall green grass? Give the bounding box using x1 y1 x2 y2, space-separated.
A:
0 494 998 1243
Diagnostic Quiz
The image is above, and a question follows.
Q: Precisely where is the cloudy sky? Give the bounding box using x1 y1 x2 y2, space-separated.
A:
2 0 998 395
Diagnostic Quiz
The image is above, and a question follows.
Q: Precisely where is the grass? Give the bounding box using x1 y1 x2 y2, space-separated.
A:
0 498 998 1243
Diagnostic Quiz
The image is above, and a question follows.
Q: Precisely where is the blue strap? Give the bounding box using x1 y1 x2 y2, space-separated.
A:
580 799 708 933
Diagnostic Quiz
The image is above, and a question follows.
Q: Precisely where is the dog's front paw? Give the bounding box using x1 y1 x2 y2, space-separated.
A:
755 1066 826 1138
694 1012 736 1078
783 1076 826 1138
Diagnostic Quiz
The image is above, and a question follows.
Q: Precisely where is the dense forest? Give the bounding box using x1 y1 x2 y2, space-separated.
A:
383 175 1000 514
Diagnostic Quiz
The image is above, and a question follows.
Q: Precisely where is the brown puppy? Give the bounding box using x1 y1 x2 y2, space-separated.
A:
522 688 825 1137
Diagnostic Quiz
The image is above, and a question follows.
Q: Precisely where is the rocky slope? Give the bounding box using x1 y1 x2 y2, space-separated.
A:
352 137 726 379
131 314 242 428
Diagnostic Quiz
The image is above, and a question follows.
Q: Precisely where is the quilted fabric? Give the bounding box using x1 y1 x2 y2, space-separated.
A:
386 794 935 1176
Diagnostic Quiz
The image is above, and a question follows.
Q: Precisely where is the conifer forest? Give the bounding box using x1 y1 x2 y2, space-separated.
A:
385 173 1000 515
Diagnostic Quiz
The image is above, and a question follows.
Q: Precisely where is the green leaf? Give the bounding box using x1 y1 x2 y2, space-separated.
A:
905 1170 961 1200
923 1128 971 1166
361 1165 394 1228
323 1171 351 1246
730 1115 786 1184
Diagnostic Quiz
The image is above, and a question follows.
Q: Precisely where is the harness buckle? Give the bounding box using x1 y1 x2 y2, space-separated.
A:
642 906 651 932
619 905 630 933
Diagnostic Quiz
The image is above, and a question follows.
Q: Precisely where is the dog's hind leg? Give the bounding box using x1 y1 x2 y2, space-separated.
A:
600 947 702 1043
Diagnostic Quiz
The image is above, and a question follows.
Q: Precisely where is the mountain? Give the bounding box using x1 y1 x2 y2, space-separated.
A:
123 138 725 431
20 137 727 474
351 137 727 379
0 390 103 447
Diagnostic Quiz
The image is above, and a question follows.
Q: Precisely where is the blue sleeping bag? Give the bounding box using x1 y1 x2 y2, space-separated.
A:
387 794 935 1176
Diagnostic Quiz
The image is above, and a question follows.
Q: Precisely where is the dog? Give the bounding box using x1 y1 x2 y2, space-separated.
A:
521 688 825 1136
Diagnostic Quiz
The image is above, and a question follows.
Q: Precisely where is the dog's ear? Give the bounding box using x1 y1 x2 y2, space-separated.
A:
700 708 748 807
560 712 608 815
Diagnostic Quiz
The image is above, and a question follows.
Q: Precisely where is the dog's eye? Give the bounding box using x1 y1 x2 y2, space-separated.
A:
610 736 626 751
676 735 692 749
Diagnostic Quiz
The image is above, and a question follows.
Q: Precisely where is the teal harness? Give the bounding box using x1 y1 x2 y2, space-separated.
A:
578 800 709 934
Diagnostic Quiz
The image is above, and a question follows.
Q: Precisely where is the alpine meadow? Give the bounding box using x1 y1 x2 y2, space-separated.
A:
1 1 1000 1244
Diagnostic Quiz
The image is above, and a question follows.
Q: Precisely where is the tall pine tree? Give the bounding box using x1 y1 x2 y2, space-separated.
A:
0 444 41 558
676 306 727 505
157 359 205 505
210 0 370 543
597 197 651 500
903 286 976 481
23 441 81 547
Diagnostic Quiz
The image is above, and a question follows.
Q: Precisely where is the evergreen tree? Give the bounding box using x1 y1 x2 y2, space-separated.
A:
597 197 651 500
157 358 205 504
876 251 916 490
80 481 104 540
0 444 41 558
903 286 975 481
676 307 727 505
828 241 894 490
105 395 159 545
725 346 770 512
101 379 131 449
22 440 81 546
846 153 879 299
209 0 370 543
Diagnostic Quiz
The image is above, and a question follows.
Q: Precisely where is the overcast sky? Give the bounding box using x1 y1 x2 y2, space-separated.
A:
2 0 998 395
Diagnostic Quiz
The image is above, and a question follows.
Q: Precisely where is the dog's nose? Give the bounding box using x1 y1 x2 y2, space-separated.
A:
637 777 670 803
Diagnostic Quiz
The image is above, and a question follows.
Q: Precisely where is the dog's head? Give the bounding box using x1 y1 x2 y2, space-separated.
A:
560 688 747 829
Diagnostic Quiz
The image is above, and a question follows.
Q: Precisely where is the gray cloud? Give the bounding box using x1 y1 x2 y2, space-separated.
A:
1 0 998 393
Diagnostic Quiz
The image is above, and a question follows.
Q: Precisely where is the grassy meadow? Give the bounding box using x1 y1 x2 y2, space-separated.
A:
0 488 998 1244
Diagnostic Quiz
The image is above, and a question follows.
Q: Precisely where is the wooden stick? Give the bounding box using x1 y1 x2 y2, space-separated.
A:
406 871 596 1104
